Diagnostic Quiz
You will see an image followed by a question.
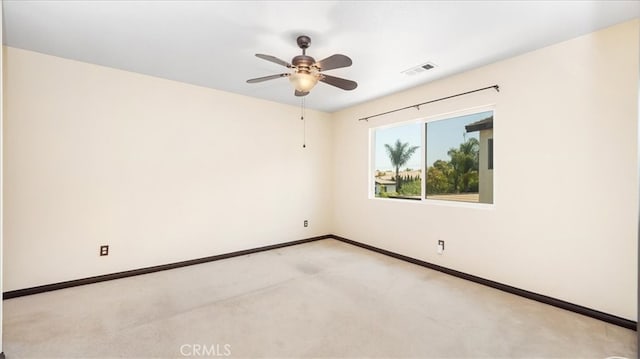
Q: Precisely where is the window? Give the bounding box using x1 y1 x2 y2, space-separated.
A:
371 110 494 204
373 122 422 200
426 111 493 204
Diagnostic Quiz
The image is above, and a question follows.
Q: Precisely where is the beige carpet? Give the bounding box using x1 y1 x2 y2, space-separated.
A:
3 239 637 358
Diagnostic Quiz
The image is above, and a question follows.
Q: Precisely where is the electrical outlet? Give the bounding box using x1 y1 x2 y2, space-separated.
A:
304 220 308 227
437 240 445 255
100 245 109 256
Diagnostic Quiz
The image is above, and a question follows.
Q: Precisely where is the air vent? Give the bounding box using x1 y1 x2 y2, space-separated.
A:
401 62 437 76
421 63 435 70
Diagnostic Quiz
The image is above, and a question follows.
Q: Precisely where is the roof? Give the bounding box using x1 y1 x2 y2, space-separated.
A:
465 116 493 132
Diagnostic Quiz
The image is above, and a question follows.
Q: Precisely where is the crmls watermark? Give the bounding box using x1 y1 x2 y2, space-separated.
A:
180 344 232 357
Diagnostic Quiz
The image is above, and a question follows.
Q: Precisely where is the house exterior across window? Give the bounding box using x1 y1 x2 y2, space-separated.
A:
374 179 396 196
465 116 493 204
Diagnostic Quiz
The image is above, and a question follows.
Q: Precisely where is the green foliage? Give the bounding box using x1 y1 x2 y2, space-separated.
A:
427 138 479 194
397 180 421 196
426 160 454 194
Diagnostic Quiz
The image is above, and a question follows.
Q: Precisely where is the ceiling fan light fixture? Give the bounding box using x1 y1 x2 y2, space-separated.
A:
289 71 318 92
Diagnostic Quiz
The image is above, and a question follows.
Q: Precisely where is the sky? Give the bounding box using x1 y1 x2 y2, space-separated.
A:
374 111 492 171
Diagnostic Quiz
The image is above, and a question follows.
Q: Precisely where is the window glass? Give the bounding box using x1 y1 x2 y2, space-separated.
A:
425 111 493 203
373 123 422 200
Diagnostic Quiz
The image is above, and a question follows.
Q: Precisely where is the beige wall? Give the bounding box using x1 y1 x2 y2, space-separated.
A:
331 20 639 320
2 47 333 291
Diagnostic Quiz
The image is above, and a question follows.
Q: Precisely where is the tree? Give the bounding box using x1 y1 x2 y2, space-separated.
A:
398 178 421 196
426 160 454 194
384 139 419 191
447 138 479 192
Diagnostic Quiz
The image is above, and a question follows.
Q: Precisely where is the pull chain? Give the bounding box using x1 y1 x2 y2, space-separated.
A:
301 97 306 148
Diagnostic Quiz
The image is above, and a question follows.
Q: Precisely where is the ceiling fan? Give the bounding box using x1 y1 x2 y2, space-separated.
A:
246 35 357 97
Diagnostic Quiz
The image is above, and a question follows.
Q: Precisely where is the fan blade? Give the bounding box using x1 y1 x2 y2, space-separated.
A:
246 73 289 83
315 54 352 71
295 90 309 97
255 54 292 68
319 74 358 91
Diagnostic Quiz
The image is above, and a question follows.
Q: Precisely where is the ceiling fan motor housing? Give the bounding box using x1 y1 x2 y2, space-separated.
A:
292 55 316 73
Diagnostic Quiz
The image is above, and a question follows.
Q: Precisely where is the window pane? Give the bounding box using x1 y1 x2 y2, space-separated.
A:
425 111 493 204
374 123 422 200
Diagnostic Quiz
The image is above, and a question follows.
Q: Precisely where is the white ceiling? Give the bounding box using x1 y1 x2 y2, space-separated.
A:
2 1 639 112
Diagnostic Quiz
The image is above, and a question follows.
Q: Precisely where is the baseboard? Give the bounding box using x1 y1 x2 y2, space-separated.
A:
3 235 330 300
4 233 636 331
331 235 638 331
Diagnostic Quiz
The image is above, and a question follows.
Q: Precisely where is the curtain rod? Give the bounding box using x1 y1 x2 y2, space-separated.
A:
357 85 500 122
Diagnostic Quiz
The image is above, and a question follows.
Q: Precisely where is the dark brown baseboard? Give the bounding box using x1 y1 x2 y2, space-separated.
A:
2 235 330 300
331 235 637 331
3 233 635 331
